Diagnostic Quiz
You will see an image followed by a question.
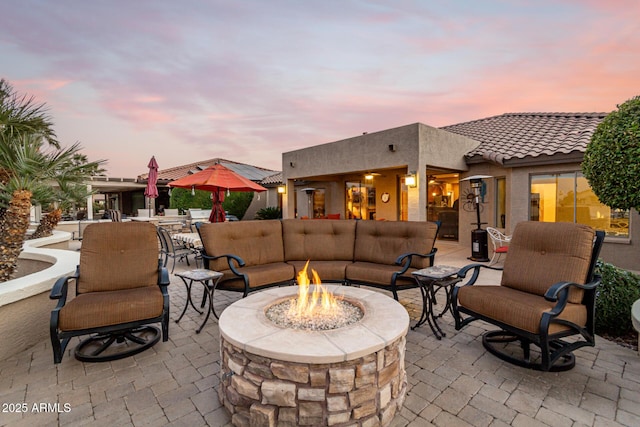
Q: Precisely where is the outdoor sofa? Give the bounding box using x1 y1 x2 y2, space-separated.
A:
197 219 439 300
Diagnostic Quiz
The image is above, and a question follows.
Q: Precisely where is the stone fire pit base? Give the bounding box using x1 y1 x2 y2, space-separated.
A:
220 335 406 426
217 285 410 427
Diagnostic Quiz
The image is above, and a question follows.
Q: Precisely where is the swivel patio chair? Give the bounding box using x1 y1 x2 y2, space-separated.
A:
50 222 170 363
486 226 511 265
452 221 604 372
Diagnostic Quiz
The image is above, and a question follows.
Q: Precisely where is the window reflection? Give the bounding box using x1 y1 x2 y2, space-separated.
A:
530 172 629 238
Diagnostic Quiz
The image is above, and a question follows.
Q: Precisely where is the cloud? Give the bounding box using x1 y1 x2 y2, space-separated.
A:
1 0 639 176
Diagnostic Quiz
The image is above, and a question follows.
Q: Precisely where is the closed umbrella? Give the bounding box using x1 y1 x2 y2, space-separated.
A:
144 156 159 217
168 163 267 222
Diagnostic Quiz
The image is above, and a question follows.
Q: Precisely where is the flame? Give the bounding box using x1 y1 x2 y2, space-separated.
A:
289 260 341 318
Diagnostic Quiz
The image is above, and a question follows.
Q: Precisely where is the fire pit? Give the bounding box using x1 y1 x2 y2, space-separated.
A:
218 265 409 426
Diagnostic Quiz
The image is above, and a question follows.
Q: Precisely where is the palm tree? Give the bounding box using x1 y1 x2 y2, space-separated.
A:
0 79 105 282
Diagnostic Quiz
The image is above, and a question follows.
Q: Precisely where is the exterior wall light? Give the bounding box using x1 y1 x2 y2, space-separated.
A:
405 173 417 188
277 185 286 194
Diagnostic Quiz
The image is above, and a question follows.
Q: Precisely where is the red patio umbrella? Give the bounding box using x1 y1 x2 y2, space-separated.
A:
168 163 267 222
144 156 159 217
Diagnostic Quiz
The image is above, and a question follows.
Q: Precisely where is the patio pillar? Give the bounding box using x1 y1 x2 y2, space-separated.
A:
86 184 93 220
282 179 295 219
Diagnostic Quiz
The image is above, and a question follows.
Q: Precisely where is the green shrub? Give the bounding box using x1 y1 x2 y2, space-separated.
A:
169 188 212 212
594 260 640 336
223 192 253 219
169 189 253 219
255 206 282 220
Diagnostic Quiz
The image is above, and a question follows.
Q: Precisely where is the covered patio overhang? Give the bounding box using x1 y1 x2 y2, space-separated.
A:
281 123 479 221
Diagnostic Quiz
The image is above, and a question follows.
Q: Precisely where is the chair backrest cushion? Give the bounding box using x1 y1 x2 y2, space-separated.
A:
77 222 159 293
354 221 438 268
501 221 595 303
199 220 285 270
282 219 356 261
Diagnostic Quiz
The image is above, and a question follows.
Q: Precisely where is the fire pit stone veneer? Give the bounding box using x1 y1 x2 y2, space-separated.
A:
218 285 410 427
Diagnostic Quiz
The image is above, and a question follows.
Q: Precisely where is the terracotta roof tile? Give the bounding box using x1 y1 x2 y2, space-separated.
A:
441 112 608 163
138 158 278 182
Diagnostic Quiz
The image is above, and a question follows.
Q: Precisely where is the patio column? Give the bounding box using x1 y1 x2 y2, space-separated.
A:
282 179 295 219
86 184 93 220
407 170 427 222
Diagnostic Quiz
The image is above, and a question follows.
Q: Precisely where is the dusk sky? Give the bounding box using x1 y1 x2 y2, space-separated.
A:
2 1 639 177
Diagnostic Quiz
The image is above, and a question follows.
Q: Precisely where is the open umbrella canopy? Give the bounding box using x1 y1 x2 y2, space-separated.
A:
168 163 267 222
168 163 267 193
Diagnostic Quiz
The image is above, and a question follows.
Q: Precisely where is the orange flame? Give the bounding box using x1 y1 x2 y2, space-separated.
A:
289 260 341 317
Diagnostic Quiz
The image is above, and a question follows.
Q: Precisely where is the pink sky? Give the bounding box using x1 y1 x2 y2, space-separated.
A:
1 0 639 177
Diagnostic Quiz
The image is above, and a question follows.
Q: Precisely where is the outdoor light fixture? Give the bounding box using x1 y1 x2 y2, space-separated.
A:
277 185 286 194
405 172 417 188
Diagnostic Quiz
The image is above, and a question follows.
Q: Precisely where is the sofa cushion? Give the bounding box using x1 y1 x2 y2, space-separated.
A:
501 222 595 304
199 220 285 271
282 219 356 262
287 260 352 282
354 221 438 268
457 285 587 334
346 261 417 287
217 263 295 291
59 286 164 331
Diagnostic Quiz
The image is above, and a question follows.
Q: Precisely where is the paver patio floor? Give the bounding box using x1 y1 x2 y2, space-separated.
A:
1 241 639 426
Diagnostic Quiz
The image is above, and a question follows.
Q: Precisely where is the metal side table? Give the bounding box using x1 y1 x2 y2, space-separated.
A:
411 265 462 339
175 269 223 333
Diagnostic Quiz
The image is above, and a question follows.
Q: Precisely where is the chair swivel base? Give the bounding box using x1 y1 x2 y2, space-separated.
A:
74 326 161 363
482 330 575 372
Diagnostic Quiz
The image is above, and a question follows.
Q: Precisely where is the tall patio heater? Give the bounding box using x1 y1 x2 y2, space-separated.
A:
301 188 315 218
461 175 492 262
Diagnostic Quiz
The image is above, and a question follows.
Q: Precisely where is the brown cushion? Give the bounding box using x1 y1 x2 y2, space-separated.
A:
58 286 164 331
77 222 159 293
346 261 417 287
501 222 595 304
457 285 587 335
354 221 438 268
287 260 352 282
282 219 356 262
199 220 285 271
217 262 295 291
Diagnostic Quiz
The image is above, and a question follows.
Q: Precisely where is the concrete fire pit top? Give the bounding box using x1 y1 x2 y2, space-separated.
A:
219 285 410 364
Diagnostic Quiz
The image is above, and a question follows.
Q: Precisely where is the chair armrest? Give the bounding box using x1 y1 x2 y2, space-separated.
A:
395 249 437 273
457 263 504 286
50 266 79 301
157 261 170 288
543 275 600 315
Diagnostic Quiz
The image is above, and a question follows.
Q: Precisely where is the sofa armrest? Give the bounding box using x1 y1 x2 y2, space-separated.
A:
394 249 437 273
201 252 246 275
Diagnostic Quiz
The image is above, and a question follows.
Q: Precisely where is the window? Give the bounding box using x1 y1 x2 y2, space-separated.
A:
346 181 375 220
530 172 629 238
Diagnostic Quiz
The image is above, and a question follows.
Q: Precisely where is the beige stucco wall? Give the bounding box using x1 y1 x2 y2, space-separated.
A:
282 123 479 220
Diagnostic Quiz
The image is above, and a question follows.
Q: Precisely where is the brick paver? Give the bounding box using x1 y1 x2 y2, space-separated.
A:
1 241 638 426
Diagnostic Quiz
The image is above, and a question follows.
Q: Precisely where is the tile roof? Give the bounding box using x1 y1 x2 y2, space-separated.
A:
138 158 278 182
440 112 608 164
261 171 283 185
